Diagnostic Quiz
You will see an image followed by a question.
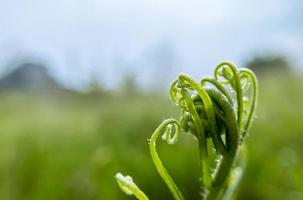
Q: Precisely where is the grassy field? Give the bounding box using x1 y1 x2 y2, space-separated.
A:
0 74 302 200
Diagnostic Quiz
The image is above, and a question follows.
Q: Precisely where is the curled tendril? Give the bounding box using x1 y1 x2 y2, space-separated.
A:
161 123 178 144
214 62 244 129
238 68 258 140
115 173 149 200
115 61 258 200
149 119 184 200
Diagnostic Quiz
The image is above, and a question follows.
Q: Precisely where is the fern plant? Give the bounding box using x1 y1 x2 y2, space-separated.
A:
115 62 258 200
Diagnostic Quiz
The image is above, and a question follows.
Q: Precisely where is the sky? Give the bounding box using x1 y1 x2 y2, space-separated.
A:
0 0 302 89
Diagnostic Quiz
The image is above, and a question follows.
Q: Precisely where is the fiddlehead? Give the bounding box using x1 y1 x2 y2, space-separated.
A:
115 61 258 200
203 62 257 199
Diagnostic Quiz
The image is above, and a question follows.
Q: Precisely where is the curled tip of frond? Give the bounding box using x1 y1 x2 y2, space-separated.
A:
161 120 181 145
115 173 135 195
115 173 149 200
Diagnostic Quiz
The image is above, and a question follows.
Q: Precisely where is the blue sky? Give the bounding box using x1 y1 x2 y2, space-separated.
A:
0 0 302 89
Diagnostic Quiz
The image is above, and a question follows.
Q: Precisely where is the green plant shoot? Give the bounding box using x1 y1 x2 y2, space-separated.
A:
115 61 258 200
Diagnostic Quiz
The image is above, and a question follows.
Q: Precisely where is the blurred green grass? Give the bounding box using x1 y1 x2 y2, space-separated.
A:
0 74 302 200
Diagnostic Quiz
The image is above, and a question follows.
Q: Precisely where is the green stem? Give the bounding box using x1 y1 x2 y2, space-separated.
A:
181 88 211 188
205 89 239 200
221 146 247 200
206 156 236 200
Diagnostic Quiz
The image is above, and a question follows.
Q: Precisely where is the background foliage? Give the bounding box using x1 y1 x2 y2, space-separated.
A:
0 61 302 199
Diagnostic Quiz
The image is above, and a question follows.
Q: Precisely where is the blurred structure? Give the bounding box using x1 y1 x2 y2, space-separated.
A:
245 55 292 76
0 61 61 92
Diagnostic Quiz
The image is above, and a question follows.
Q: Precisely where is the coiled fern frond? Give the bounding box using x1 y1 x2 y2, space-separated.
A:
115 61 258 200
